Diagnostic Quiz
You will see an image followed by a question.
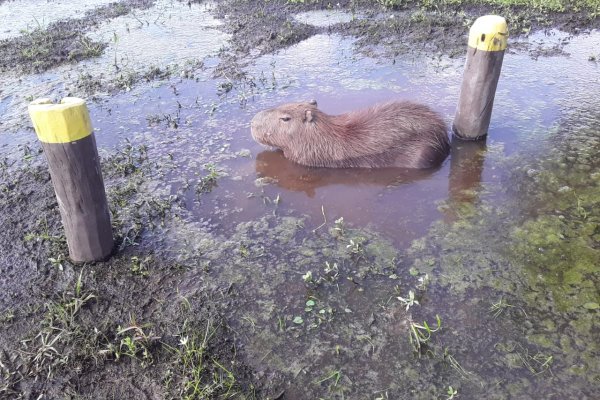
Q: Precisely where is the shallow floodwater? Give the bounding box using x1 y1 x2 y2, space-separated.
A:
0 0 229 134
86 0 228 69
0 0 115 40
0 2 599 397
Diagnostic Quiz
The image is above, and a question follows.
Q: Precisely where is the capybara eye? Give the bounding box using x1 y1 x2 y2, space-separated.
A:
280 117 291 122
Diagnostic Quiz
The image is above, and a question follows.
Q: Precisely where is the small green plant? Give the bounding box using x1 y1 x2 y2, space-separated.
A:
109 140 148 176
446 385 459 399
519 350 554 375
408 315 442 353
416 273 430 290
48 255 65 271
104 318 158 365
196 163 220 193
489 297 515 318
162 318 240 398
333 217 345 236
323 261 339 281
75 36 104 59
305 299 316 312
575 195 588 220
277 316 287 331
0 309 15 323
410 9 426 23
130 256 151 276
26 270 96 377
375 391 389 400
24 216 64 244
302 271 313 283
377 0 403 8
397 290 419 311
45 270 95 329
443 348 472 379
239 243 250 258
346 237 366 259
316 369 342 387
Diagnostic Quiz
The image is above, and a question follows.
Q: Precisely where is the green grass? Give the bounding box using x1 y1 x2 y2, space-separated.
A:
369 0 600 12
478 0 600 12
163 318 244 399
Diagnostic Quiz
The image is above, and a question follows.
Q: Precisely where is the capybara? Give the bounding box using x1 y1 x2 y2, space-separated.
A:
250 100 450 169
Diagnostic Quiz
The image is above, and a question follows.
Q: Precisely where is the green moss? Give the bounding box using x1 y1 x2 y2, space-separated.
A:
527 333 556 348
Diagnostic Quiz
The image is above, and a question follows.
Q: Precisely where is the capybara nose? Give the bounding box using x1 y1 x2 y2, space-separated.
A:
250 112 260 129
250 117 259 132
250 110 268 138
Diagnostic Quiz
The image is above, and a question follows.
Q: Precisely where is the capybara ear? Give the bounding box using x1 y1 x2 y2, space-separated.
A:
305 109 314 122
309 99 317 107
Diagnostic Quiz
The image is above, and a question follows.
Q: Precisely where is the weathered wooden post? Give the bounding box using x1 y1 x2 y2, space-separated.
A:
28 97 113 262
453 15 508 140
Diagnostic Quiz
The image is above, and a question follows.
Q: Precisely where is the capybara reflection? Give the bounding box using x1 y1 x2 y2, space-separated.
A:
251 100 450 169
255 149 439 197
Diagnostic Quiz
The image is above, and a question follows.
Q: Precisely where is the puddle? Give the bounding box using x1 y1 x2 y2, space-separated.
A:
59 30 599 397
293 9 359 27
0 0 115 40
1 1 600 394
0 0 230 141
86 0 229 69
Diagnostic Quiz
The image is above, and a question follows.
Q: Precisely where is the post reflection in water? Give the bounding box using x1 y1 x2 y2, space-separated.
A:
446 137 487 221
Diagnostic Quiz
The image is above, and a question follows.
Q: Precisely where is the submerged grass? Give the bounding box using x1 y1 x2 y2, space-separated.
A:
0 0 155 73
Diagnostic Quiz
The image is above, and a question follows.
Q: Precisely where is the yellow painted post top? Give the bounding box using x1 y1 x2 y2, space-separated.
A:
468 15 508 52
28 97 93 144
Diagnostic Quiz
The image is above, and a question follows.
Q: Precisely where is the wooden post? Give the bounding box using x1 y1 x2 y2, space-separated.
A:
453 15 508 140
28 97 113 263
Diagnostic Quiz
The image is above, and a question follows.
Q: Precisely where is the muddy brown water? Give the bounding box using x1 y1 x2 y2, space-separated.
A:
1 1 599 398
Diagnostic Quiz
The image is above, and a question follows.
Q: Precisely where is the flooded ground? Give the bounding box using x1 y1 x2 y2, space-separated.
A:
0 0 599 399
0 0 116 40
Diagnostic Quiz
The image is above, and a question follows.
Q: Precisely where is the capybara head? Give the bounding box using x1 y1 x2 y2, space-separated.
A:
250 100 319 149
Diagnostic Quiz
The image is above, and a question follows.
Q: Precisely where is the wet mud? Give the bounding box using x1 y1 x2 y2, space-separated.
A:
1 0 600 399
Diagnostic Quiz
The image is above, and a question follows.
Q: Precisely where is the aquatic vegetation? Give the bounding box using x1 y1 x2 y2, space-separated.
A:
408 314 442 354
196 163 220 194
397 289 419 311
489 297 517 319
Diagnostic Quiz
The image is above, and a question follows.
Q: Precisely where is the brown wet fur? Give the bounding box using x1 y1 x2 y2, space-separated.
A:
251 101 450 169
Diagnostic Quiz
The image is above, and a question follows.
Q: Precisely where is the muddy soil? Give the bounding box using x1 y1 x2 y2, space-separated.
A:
1 0 599 399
